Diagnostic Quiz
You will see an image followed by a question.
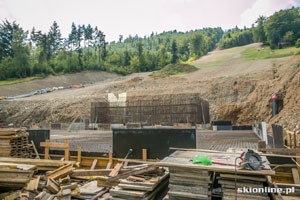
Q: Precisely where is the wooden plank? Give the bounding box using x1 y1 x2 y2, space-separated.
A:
91 159 98 170
107 165 158 182
106 152 113 169
220 173 266 182
79 180 103 195
46 164 73 180
25 175 40 191
40 141 68 148
0 157 73 168
258 148 300 154
71 169 129 177
46 178 60 194
291 168 300 184
109 163 123 177
31 140 40 159
171 147 300 158
142 149 147 161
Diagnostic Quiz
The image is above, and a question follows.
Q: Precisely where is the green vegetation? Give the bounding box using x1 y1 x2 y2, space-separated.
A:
219 7 300 49
1 7 300 82
218 27 253 49
151 64 198 76
0 18 223 81
241 46 298 60
0 77 41 86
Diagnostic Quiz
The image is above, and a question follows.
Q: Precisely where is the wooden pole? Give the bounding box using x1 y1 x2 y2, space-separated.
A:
297 153 300 175
64 139 69 161
44 140 50 160
142 149 147 161
77 147 81 163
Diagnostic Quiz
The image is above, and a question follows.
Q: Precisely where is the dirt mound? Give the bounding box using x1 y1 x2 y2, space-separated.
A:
151 64 198 76
216 55 300 132
0 71 120 97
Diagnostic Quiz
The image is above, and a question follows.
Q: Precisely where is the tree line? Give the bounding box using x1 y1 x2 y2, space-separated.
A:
219 7 300 49
0 19 223 80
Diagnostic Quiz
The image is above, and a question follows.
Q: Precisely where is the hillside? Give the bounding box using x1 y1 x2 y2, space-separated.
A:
0 43 299 133
0 71 120 97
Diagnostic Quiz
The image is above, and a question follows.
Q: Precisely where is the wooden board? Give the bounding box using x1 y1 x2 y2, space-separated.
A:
159 151 274 176
118 172 169 191
292 168 300 184
110 177 168 200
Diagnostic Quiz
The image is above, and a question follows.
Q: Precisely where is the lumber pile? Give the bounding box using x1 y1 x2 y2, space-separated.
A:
166 167 212 200
0 166 34 190
159 150 275 200
0 128 34 158
110 166 169 200
217 173 270 200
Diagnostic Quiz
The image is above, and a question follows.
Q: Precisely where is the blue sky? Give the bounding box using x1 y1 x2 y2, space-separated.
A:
0 0 299 41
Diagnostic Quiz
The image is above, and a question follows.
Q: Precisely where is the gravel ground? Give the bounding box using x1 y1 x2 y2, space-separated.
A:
50 129 259 154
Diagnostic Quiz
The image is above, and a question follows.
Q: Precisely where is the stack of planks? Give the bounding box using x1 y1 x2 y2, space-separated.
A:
217 172 270 200
165 167 212 200
159 150 275 200
0 128 34 158
0 162 35 190
110 167 169 200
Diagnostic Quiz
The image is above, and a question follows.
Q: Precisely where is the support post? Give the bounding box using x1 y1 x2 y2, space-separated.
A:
297 153 300 176
44 140 50 160
77 147 81 163
142 149 147 161
64 139 69 161
261 122 268 145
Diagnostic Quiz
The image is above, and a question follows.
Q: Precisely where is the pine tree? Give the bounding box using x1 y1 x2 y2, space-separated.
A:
48 21 62 57
171 40 178 64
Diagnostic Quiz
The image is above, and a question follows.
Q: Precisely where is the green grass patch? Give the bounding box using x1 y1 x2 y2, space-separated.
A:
151 64 198 76
241 46 297 60
0 77 42 86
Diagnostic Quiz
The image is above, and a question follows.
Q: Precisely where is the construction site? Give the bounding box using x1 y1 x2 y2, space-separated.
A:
0 43 300 200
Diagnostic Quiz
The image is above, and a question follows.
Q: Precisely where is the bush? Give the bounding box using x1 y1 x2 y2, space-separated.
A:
296 38 300 48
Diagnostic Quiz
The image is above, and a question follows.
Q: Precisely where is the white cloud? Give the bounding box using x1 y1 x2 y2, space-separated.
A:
239 0 299 27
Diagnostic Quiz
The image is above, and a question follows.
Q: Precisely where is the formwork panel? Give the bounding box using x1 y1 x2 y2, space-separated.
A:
113 128 196 159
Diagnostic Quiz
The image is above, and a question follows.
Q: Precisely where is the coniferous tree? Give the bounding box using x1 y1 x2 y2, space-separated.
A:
171 40 178 64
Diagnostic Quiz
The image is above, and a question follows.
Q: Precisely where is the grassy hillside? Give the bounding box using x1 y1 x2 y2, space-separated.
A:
241 46 298 60
0 77 42 86
192 43 298 68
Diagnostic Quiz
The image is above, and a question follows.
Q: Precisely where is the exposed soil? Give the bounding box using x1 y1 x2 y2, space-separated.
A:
0 43 299 134
216 55 300 132
0 71 120 97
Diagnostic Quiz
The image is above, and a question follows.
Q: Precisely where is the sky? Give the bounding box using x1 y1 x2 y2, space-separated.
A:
0 0 299 41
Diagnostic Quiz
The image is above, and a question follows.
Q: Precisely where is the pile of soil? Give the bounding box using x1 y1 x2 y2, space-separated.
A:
151 64 198 76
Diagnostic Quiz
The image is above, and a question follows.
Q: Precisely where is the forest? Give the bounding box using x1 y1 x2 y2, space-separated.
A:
0 7 300 81
219 7 300 49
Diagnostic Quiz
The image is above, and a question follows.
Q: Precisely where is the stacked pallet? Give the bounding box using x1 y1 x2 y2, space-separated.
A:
217 173 270 200
0 128 34 158
166 167 212 200
110 167 169 200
